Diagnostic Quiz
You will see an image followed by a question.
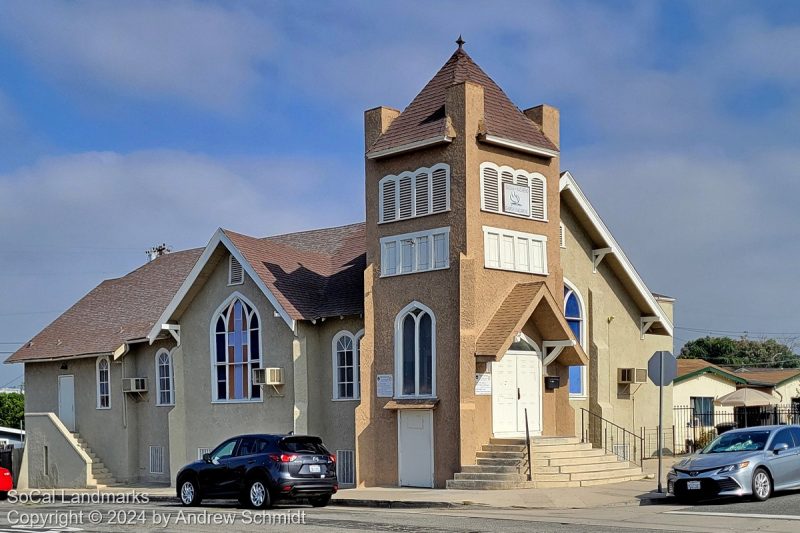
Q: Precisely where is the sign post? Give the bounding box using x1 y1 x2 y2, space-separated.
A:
647 350 677 493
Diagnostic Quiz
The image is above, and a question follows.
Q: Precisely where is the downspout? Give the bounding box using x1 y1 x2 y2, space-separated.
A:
113 343 130 429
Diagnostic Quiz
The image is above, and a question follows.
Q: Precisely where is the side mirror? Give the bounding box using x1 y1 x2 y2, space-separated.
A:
774 443 789 454
202 453 212 463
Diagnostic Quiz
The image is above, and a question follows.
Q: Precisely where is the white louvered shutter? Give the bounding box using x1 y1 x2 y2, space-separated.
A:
485 232 500 268
482 166 499 211
415 172 430 216
530 239 545 273
531 175 546 220
433 233 447 268
516 237 530 272
381 179 397 222
431 167 448 213
398 175 413 219
417 236 430 271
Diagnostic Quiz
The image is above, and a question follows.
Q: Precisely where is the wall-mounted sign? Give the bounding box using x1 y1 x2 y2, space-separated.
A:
376 374 393 398
475 372 492 395
503 182 531 217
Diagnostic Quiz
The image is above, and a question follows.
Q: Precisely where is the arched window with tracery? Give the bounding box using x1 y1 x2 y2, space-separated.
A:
212 296 261 402
395 303 436 397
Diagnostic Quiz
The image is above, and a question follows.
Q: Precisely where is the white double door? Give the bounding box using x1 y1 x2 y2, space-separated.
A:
492 350 542 437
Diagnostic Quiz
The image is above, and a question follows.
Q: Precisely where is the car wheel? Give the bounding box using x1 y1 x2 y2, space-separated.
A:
179 478 201 507
244 479 271 509
752 468 772 501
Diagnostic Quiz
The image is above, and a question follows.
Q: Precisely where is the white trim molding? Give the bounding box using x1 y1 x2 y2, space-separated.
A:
367 135 453 160
592 247 615 273
96 355 111 410
147 228 296 343
479 134 560 159
560 171 673 337
393 301 437 399
331 329 362 401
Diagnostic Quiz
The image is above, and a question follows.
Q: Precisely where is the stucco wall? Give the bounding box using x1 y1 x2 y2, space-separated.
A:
168 249 297 482
772 378 800 405
561 202 674 441
24 413 91 488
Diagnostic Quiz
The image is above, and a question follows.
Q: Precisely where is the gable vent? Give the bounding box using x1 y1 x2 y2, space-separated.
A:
559 223 566 248
229 256 244 285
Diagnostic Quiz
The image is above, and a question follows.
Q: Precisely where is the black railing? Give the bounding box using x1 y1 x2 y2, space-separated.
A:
673 404 800 454
580 408 643 466
524 407 532 481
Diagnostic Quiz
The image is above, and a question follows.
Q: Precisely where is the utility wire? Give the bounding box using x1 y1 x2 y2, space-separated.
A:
676 326 800 336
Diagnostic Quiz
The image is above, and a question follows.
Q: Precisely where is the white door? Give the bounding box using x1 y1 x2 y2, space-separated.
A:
398 410 433 487
492 351 542 437
58 375 75 432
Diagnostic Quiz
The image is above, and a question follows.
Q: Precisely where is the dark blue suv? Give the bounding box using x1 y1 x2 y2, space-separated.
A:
176 434 338 508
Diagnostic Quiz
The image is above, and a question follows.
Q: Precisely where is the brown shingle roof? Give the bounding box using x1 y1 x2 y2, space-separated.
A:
731 368 800 386
368 48 557 155
476 282 546 357
6 249 203 363
224 222 365 321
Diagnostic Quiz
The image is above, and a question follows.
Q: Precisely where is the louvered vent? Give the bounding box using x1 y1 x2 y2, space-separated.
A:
431 167 448 212
560 223 566 248
149 445 164 474
530 176 546 220
398 176 413 218
482 166 499 211
381 180 397 222
229 256 244 285
197 447 211 460
336 450 355 486
415 172 429 216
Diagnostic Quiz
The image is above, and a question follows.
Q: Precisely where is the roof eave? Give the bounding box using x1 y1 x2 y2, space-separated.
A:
479 134 559 159
559 171 674 337
367 135 453 160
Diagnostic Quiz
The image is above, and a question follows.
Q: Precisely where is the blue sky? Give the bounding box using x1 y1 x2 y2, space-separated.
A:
1 1 799 387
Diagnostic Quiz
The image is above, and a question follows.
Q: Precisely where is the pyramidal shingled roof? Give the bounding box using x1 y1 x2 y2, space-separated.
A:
368 47 558 155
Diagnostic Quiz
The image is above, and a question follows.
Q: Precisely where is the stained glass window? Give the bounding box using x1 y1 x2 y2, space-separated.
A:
213 298 261 401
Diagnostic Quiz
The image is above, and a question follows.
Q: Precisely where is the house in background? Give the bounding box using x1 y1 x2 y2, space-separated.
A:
7 42 674 490
0 427 24 448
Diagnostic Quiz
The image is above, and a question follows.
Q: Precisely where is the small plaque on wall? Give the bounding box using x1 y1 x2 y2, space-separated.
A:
475 372 492 395
503 182 531 217
376 374 393 398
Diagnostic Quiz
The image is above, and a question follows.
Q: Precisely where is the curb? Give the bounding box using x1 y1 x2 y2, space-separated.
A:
331 498 472 509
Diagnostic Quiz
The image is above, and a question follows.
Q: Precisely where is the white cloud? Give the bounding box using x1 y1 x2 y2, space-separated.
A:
0 1 274 112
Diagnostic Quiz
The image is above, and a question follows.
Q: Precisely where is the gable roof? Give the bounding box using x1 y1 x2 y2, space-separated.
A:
675 358 747 385
731 368 800 387
367 47 558 158
148 223 366 340
559 171 673 337
6 249 203 364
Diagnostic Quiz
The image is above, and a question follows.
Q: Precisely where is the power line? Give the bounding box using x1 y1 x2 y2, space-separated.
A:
676 326 800 337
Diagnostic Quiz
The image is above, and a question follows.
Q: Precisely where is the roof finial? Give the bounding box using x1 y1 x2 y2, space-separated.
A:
456 34 465 50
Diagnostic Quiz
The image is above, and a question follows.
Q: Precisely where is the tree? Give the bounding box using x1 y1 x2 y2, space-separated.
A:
679 336 799 368
0 393 24 429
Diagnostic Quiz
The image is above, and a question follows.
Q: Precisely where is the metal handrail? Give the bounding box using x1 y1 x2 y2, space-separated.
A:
580 408 644 466
524 407 532 481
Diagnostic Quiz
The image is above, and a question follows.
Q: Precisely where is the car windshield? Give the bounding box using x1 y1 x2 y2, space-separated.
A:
702 430 771 453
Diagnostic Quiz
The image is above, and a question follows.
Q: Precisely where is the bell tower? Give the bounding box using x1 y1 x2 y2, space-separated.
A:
356 40 578 488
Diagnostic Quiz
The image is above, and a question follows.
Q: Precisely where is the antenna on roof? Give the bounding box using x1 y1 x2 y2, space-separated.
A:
146 243 172 262
456 34 465 50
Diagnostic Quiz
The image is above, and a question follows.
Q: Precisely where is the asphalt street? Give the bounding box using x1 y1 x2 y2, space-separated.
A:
3 492 800 532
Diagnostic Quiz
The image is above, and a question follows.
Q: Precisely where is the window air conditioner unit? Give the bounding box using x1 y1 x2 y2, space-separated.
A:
618 368 647 384
122 377 148 393
252 368 284 386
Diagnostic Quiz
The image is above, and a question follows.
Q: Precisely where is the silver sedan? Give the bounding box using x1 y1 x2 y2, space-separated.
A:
668 425 800 502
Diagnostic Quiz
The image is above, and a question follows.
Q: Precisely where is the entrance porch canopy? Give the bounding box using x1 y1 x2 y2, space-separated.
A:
475 282 588 367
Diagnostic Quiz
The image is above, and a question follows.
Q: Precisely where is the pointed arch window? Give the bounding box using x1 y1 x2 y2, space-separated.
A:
332 330 363 400
395 303 436 397
564 283 586 398
212 297 261 402
156 349 174 406
96 356 110 409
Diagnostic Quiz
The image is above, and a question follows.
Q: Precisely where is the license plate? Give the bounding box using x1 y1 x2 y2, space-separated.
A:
309 465 321 473
687 480 701 490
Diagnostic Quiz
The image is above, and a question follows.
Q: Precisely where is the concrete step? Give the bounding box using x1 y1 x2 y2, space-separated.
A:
476 457 524 467
569 467 643 481
532 480 581 488
461 465 520 474
91 466 109 475
536 454 621 467
481 444 526 453
558 461 632 474
475 451 525 460
531 437 582 446
446 479 535 490
532 448 607 459
489 438 526 446
528 472 572 482
579 475 644 487
454 472 528 482
532 443 593 454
